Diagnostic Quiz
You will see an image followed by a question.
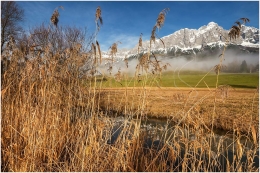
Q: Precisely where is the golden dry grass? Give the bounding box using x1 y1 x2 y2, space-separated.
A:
98 87 259 133
2 54 259 172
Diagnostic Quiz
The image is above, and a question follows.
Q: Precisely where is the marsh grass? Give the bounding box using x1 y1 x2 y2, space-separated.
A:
1 5 259 172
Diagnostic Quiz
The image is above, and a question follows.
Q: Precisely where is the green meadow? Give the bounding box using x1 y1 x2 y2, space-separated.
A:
97 71 259 88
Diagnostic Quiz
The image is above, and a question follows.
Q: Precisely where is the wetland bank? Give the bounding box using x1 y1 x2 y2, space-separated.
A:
98 86 259 133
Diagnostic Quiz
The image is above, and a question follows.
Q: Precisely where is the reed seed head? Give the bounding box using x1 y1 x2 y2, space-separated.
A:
50 6 63 28
51 10 59 27
150 26 157 45
228 17 250 41
156 12 165 29
110 41 121 57
150 8 169 47
155 8 169 30
139 33 143 48
110 43 117 56
96 6 103 27
228 26 241 40
114 68 122 82
214 64 226 74
240 17 250 24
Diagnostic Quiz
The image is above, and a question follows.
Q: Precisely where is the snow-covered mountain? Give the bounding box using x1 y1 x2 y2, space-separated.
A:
103 22 259 60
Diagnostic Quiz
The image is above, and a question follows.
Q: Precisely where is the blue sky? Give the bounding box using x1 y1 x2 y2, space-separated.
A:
16 1 259 51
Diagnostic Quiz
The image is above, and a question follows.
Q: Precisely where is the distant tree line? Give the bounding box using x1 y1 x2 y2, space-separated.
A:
223 59 259 73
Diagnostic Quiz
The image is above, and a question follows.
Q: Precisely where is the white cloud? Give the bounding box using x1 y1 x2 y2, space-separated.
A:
99 33 140 51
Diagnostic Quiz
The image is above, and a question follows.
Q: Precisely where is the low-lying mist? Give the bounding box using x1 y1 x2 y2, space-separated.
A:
97 49 259 77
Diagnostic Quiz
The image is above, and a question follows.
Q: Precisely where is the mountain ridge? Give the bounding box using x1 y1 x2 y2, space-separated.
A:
102 21 259 60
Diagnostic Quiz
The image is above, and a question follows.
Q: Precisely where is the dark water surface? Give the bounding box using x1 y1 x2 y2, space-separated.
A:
107 116 259 171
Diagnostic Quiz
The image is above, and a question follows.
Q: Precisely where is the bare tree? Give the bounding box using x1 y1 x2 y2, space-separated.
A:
1 1 24 53
28 24 89 56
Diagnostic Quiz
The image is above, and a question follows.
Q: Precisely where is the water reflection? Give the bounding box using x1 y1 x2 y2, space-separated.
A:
107 116 259 171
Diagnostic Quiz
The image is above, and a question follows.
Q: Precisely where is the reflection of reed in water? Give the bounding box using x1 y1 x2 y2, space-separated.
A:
108 117 259 171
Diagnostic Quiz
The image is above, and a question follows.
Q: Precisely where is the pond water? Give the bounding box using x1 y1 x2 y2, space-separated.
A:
107 116 259 171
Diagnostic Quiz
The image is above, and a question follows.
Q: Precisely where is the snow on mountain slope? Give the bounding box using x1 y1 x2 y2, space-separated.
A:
102 22 259 59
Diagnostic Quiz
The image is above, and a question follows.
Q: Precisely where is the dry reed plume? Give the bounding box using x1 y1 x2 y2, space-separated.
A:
135 8 169 80
228 17 250 40
150 8 169 48
138 33 143 54
155 8 170 30
95 6 103 30
50 6 64 27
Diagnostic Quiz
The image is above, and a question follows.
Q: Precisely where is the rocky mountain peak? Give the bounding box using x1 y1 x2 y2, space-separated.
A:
103 22 259 59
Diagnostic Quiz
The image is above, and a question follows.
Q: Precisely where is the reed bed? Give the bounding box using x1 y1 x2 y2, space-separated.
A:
1 6 259 172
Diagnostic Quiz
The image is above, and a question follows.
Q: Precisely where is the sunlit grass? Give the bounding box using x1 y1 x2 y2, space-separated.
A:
95 71 259 88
